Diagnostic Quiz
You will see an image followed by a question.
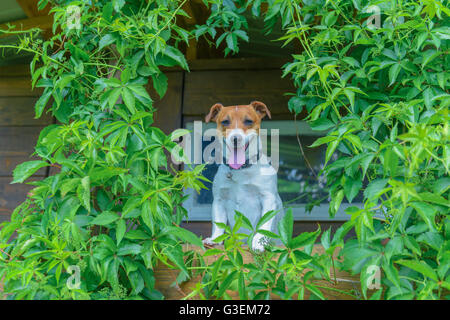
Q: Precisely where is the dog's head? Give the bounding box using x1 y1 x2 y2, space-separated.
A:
205 101 271 169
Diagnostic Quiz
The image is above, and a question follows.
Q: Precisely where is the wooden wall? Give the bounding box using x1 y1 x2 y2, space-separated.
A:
0 65 51 223
152 57 297 135
0 58 345 237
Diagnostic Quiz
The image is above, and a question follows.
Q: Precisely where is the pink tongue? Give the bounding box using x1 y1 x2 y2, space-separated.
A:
229 146 245 169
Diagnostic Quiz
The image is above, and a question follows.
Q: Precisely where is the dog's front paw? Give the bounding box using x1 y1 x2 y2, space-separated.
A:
203 237 223 246
251 234 267 252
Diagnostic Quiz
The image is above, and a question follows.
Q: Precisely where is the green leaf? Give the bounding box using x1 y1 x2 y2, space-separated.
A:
256 210 278 230
90 211 120 226
325 139 340 165
128 271 145 294
427 191 450 210
256 229 280 239
77 176 90 212
122 87 136 113
117 243 142 256
116 219 126 245
108 88 122 108
321 228 331 251
431 178 450 195
164 46 189 71
151 73 168 99
288 96 306 114
226 33 237 52
168 129 190 143
309 135 337 148
217 270 238 298
404 236 421 256
309 118 335 131
163 226 203 247
411 202 437 231
12 160 49 184
417 231 443 251
129 85 152 101
235 211 253 231
165 245 189 277
290 228 320 249
34 89 52 118
344 177 363 203
278 209 293 247
234 30 249 42
99 34 115 50
238 271 247 299
396 259 438 281
102 2 113 22
388 63 401 86
122 197 141 218
343 88 355 107
141 200 154 234
364 179 389 201
203 248 223 257
305 284 325 300
329 189 344 217
125 229 150 240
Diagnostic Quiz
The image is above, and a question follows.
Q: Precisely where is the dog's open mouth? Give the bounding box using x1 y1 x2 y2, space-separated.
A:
227 142 249 170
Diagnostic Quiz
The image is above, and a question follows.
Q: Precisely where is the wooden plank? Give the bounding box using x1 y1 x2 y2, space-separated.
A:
183 69 295 116
0 77 43 97
0 64 31 77
185 58 289 71
0 58 289 77
0 15 53 34
15 0 51 18
180 221 351 239
0 126 47 176
0 177 37 223
154 244 362 300
0 97 52 126
150 72 184 135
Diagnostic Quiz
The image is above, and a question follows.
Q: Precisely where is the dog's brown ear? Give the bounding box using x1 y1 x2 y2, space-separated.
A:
205 103 223 122
251 101 271 119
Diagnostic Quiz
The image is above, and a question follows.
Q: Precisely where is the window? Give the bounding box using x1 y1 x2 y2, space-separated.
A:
183 120 358 221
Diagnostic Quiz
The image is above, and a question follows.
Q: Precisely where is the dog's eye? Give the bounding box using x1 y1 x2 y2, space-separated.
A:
221 120 230 126
244 119 254 126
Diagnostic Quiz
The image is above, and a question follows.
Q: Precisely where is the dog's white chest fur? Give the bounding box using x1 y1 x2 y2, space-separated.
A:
204 155 284 251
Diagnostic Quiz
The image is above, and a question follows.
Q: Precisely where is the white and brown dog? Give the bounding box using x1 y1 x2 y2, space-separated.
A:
202 101 284 251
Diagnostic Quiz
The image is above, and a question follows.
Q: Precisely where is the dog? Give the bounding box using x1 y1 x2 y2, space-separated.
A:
202 101 284 252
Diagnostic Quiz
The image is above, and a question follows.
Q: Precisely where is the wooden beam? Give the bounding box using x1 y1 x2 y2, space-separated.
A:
180 2 198 60
15 0 50 18
0 77 43 97
0 15 53 35
0 64 30 77
0 58 290 77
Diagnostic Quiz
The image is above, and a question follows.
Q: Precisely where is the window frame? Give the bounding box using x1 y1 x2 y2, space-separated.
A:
182 120 358 221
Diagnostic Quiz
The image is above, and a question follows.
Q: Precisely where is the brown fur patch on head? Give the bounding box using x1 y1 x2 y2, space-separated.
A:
206 102 271 138
205 103 223 123
250 101 271 120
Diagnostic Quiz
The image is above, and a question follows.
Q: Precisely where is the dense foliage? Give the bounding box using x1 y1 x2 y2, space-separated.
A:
192 0 450 299
277 0 450 300
185 209 358 299
0 0 208 299
0 0 449 300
